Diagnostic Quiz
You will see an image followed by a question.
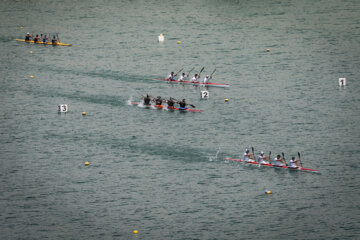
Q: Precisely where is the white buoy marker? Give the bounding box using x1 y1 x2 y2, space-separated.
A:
158 34 164 42
58 104 68 113
200 90 209 99
338 78 346 86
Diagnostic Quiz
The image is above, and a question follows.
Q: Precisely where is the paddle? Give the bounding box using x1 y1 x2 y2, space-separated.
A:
56 33 60 43
282 152 288 166
174 68 183 76
298 152 303 167
187 67 195 77
251 147 256 161
210 68 216 79
269 151 272 164
198 67 204 76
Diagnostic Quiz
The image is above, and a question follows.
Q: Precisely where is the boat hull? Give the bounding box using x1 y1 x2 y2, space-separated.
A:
130 102 203 112
14 39 72 46
152 78 229 88
223 157 319 172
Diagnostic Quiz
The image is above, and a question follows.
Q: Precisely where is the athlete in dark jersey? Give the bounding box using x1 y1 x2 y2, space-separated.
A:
178 99 188 109
52 35 58 44
25 32 31 41
155 96 163 106
43 35 49 43
167 98 175 108
143 95 151 105
33 34 41 43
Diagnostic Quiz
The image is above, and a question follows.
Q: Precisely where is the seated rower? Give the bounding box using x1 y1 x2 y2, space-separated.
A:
166 97 176 108
154 96 163 106
143 94 152 106
33 34 41 43
167 72 177 81
178 73 187 82
25 32 32 41
177 99 188 110
289 157 301 169
257 151 271 164
42 34 49 43
203 75 212 84
273 154 287 166
51 35 58 45
242 149 255 162
192 74 200 83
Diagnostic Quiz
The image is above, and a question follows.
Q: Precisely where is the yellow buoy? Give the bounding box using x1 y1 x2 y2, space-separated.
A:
82 112 86 116
29 51 33 54
85 161 89 166
265 190 271 194
266 48 270 52
29 75 34 79
20 26 24 29
225 99 229 102
177 41 181 44
133 230 138 234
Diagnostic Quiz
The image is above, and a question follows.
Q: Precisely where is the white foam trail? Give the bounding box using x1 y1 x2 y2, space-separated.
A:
209 146 221 162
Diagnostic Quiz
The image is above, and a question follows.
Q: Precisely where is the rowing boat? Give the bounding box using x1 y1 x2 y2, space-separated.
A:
14 39 72 46
223 157 319 172
152 78 229 88
130 102 204 112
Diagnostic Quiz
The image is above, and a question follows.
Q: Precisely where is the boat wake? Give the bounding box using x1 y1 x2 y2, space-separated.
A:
208 147 221 162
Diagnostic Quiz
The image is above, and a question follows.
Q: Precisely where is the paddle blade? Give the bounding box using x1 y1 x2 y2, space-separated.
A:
190 104 196 108
187 67 195 76
175 68 184 75
199 67 204 75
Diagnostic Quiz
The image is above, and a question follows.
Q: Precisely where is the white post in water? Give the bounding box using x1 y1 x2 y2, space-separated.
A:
158 34 164 42
58 104 68 113
200 90 209 99
338 78 346 86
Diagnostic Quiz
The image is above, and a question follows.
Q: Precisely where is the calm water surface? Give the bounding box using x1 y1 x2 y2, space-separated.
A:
0 0 359 239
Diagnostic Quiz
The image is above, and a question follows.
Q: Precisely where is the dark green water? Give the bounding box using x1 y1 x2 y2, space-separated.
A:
1 0 359 239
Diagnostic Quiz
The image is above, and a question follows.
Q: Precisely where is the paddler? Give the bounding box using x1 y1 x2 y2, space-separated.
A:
177 99 188 110
242 149 255 162
154 96 163 106
178 73 187 82
257 151 271 164
25 32 32 41
51 35 58 45
167 72 177 81
273 154 287 166
33 34 41 43
143 94 152 106
42 34 49 43
203 75 212 84
289 156 301 169
166 97 176 108
191 74 200 83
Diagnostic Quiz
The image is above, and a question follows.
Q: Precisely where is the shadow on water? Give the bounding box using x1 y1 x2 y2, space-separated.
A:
38 64 156 84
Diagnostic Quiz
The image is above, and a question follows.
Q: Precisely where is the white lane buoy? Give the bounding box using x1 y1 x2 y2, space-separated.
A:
338 78 346 86
158 33 164 42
